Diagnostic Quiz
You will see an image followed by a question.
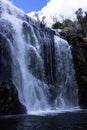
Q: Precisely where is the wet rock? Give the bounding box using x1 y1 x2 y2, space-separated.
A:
26 45 45 81
66 34 87 108
0 33 26 115
0 33 12 82
0 80 26 115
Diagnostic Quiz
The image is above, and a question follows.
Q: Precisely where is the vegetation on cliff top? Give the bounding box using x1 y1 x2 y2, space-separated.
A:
51 8 87 108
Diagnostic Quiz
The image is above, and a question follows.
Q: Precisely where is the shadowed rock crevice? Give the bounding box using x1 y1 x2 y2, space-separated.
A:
0 80 26 115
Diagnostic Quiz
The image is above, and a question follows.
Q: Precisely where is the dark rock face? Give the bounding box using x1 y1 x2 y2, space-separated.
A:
0 20 14 43
0 33 12 82
66 35 87 108
0 80 26 115
26 46 45 81
0 32 26 115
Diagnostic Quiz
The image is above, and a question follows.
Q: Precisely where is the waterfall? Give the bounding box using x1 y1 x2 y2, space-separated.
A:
1 0 78 114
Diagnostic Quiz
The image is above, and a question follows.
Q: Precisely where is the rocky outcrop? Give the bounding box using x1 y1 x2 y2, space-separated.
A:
0 33 26 115
0 80 26 115
66 34 87 108
0 33 12 82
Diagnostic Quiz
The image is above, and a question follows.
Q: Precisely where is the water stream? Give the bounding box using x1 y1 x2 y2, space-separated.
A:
1 0 78 114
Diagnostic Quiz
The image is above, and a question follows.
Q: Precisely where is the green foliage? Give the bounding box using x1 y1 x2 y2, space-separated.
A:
75 8 87 26
52 19 75 30
52 21 63 29
76 54 85 67
80 76 87 83
75 8 87 36
51 8 87 37
63 19 74 28
75 8 83 25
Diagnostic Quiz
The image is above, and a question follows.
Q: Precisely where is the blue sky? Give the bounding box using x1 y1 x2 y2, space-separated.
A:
11 0 48 13
10 0 87 26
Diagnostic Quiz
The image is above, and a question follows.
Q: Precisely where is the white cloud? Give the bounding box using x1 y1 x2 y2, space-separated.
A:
28 0 87 27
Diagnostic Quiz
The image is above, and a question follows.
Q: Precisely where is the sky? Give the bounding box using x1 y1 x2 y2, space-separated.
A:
10 0 49 13
10 0 87 26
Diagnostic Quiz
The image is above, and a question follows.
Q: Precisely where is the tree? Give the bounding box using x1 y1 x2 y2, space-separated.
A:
34 12 46 25
75 8 84 27
75 8 87 36
75 8 83 20
52 21 63 29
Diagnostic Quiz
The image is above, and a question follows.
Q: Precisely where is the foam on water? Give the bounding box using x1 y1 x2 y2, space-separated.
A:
29 107 80 116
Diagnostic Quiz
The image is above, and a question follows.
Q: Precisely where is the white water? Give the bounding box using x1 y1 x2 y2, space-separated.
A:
1 0 79 114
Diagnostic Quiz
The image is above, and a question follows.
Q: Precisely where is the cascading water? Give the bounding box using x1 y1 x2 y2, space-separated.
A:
1 0 78 114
